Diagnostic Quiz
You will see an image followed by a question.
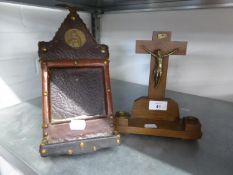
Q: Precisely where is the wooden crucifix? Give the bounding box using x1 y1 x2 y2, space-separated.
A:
116 31 202 140
136 31 187 100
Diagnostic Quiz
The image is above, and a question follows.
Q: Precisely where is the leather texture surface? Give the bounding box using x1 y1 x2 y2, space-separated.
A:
40 134 120 157
50 67 106 120
38 10 109 60
39 9 114 157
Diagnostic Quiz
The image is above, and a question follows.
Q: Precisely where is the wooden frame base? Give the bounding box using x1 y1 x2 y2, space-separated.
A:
115 112 202 140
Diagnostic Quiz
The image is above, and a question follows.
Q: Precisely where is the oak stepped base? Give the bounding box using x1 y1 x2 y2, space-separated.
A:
116 113 202 140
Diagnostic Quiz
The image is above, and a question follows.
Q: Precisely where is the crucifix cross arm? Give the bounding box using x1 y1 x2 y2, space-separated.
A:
164 48 178 57
135 31 187 99
142 46 179 88
142 46 178 58
142 46 159 58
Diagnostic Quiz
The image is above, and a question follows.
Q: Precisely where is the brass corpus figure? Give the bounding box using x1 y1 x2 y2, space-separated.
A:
143 46 178 88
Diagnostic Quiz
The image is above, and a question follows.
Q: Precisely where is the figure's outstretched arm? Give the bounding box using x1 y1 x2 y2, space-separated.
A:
164 48 178 57
142 46 159 58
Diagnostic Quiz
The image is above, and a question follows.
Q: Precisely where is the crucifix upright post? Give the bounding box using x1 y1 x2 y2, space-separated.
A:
136 31 187 100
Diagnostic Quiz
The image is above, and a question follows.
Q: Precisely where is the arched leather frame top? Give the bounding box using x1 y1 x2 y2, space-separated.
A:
38 9 109 61
38 9 114 143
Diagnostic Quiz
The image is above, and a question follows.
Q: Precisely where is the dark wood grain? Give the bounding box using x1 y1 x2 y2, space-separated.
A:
136 31 187 100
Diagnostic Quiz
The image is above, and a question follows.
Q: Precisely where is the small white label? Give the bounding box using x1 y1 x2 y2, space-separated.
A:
69 120 86 130
149 100 168 111
144 124 158 128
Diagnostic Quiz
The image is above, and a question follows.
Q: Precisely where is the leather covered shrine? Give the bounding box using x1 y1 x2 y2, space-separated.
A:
38 8 120 157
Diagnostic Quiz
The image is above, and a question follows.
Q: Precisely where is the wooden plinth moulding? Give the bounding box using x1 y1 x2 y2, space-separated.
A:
116 31 202 140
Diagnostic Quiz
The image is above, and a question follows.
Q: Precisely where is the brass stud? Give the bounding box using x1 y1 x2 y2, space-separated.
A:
116 139 120 144
107 89 111 92
109 115 113 119
93 146 97 152
42 124 48 128
104 60 108 64
71 16 76 20
41 149 47 155
42 137 48 144
80 142 85 149
42 136 48 142
101 48 106 53
67 149 73 155
42 137 48 141
43 92 48 96
74 61 78 65
43 132 48 137
42 141 47 145
41 47 47 52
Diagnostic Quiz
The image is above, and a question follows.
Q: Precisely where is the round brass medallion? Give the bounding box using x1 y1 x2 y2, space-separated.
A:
64 29 86 48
